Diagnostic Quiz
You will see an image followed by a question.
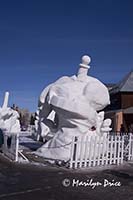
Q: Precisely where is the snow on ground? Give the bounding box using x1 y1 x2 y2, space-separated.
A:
19 131 42 151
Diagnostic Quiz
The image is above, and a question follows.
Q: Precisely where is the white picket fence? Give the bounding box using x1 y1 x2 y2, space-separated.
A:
2 133 19 162
69 134 133 169
2 131 133 167
2 132 28 162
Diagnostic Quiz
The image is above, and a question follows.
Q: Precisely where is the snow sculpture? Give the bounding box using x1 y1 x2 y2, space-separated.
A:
0 92 21 134
35 55 112 161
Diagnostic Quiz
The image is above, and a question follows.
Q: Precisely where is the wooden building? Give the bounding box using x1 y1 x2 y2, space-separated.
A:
105 71 133 133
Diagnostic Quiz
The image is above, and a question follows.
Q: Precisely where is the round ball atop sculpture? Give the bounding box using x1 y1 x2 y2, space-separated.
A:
80 55 91 69
82 55 91 64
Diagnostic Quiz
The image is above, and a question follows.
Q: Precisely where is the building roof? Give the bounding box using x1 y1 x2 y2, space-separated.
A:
110 71 133 94
106 106 133 114
123 106 133 114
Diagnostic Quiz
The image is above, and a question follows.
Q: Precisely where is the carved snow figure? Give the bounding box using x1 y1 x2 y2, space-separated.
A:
35 55 112 161
0 92 21 134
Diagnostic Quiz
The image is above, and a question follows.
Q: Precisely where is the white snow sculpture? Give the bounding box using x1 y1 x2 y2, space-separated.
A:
0 92 21 134
35 55 112 161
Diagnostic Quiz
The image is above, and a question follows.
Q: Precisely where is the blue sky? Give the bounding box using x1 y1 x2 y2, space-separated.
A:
0 0 133 112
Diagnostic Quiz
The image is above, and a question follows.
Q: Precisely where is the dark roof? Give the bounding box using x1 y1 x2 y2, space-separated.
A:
110 71 133 94
106 106 133 114
123 106 133 114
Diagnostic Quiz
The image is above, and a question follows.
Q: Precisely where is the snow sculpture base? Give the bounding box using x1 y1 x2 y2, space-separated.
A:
35 55 111 161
